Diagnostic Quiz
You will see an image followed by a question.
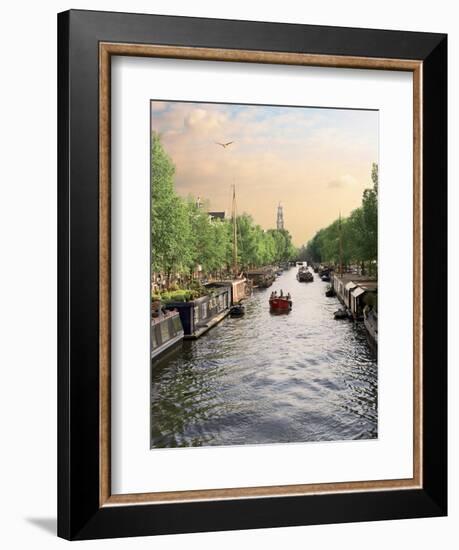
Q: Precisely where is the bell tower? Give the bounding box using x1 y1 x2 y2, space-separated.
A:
276 203 284 230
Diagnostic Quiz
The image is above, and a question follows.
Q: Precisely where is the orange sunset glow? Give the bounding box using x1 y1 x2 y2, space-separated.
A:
151 100 378 246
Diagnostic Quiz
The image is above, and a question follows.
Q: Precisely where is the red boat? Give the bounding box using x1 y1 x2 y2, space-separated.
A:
269 296 292 313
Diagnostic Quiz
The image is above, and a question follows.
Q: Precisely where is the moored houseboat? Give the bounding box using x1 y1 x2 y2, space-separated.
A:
246 268 275 288
211 278 247 305
364 307 378 344
332 273 377 307
151 307 184 360
164 283 232 340
350 282 377 320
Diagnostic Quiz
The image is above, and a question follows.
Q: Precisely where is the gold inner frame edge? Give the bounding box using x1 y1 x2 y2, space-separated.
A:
99 42 423 507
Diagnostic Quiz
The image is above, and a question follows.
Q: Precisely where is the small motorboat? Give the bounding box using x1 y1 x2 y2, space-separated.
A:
318 267 331 281
325 285 336 297
297 267 314 282
334 308 348 320
269 295 292 313
230 304 245 317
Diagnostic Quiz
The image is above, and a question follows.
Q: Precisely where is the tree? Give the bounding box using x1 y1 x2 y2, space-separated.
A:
151 133 192 282
237 214 259 269
361 163 378 272
303 162 378 273
188 199 234 276
266 229 296 263
151 131 300 284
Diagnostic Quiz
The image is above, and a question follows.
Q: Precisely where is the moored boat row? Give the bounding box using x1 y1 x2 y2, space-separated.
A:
296 263 378 343
152 277 251 361
328 271 378 344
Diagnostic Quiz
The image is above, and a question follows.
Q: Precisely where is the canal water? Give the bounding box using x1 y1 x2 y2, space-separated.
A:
151 267 378 448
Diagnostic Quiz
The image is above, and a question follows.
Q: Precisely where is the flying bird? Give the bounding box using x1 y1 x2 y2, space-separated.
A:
215 141 234 148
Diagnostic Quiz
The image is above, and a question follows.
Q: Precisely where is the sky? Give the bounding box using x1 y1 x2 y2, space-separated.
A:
151 100 378 246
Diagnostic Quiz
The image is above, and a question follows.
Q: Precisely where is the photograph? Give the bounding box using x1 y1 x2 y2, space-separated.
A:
150 100 379 448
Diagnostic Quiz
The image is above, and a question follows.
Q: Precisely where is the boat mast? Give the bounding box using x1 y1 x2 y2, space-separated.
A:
339 211 343 276
232 184 238 277
214 140 237 276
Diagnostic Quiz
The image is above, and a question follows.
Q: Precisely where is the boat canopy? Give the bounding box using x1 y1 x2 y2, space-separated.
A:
351 287 366 298
345 281 358 291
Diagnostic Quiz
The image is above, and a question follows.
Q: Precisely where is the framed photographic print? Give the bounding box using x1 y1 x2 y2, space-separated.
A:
57 9 447 540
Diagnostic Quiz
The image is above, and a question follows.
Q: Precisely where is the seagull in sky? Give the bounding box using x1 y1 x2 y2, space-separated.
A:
215 141 234 148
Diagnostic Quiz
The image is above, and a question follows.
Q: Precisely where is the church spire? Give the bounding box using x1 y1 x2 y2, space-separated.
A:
276 203 284 230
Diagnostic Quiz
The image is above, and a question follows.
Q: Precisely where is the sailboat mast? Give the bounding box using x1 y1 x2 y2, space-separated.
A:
232 184 238 276
339 211 343 276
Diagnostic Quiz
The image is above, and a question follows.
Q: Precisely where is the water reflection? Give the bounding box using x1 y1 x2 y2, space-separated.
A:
151 268 377 447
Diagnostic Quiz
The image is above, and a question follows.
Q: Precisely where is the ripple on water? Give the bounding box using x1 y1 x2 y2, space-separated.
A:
151 269 377 448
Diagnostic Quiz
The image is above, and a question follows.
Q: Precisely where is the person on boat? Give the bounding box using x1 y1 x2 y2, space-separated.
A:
287 292 291 300
280 289 283 297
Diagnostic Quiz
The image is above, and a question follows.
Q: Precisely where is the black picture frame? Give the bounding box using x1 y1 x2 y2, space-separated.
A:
58 9 447 540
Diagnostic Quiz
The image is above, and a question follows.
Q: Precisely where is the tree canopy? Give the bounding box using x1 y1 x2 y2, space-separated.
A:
151 133 297 286
300 163 378 275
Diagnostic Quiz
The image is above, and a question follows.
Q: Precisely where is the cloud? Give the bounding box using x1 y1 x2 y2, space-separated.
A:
327 174 359 189
184 108 227 134
151 102 378 244
151 101 168 112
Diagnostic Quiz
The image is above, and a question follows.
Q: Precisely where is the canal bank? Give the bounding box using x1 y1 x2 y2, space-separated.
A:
331 272 378 344
151 268 378 448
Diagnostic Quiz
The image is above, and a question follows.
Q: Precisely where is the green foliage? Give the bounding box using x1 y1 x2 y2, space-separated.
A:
267 229 297 264
151 133 299 289
186 199 232 274
361 164 378 265
187 280 208 299
161 289 192 302
155 288 203 303
151 133 193 276
303 162 378 272
235 215 296 269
